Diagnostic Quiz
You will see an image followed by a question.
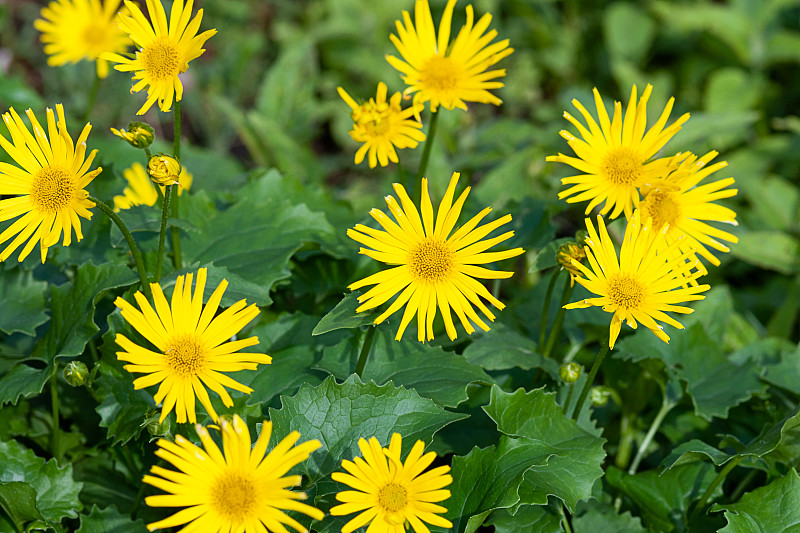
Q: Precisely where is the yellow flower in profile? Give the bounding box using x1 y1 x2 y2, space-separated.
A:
547 85 690 220
338 82 426 168
556 241 586 287
564 213 710 349
638 150 738 277
0 105 101 263
34 0 132 78
144 415 324 533
348 172 524 342
111 121 155 149
113 162 193 212
114 268 270 424
102 0 217 114
386 0 513 112
331 433 452 533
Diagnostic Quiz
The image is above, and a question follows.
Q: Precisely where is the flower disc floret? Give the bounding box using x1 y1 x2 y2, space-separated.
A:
330 433 453 533
102 0 217 114
386 0 513 112
347 171 524 342
0 104 100 262
564 212 710 348
114 268 270 423
143 415 324 533
547 84 690 219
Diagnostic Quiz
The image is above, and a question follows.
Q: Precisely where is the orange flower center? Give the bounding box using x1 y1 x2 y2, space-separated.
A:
164 336 205 378
420 55 459 92
607 274 644 310
409 239 453 283
30 166 75 213
143 39 181 81
210 472 257 522
602 147 642 186
378 482 408 515
640 190 681 232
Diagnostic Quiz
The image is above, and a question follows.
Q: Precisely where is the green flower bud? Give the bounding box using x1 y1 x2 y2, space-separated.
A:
111 121 155 149
147 154 181 185
590 386 612 407
63 361 89 386
142 410 171 438
559 362 582 383
555 242 586 286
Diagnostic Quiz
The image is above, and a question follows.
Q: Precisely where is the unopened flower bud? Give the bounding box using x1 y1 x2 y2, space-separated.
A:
559 362 582 384
556 242 586 286
147 155 181 185
111 121 155 149
590 386 612 407
142 410 171 438
63 361 89 386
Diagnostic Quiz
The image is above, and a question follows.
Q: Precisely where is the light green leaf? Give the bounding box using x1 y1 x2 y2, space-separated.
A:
660 439 734 471
0 270 48 336
763 344 800 395
0 481 44 532
572 499 647 533
605 464 717 532
713 470 800 533
0 439 82 524
483 386 606 511
733 230 800 274
529 238 573 273
318 326 493 408
30 262 138 363
76 505 147 533
312 292 377 335
604 3 655 64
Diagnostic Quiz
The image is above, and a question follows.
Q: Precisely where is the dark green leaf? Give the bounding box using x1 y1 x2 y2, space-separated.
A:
243 345 323 408
158 263 272 307
0 270 48 336
572 499 647 533
269 375 464 496
318 326 493 407
30 262 138 363
0 361 50 406
0 439 82 523
712 469 800 533
0 481 44 532
463 324 559 376
483 386 606 511
660 439 735 471
733 230 800 275
529 238 572 272
487 499 564 533
312 292 377 335
605 464 717 532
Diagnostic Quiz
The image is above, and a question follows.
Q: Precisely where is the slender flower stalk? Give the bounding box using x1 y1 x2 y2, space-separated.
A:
413 110 438 201
170 101 182 269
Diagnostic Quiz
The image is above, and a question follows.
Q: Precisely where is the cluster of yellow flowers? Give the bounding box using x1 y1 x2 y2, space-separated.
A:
548 85 739 348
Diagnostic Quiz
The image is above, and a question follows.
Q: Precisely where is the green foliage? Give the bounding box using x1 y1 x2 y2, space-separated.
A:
713 470 800 533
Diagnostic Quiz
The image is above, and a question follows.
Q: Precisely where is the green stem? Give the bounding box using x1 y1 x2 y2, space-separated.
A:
690 456 745 521
560 503 573 533
131 481 147 520
89 196 151 299
542 278 575 359
562 383 575 415
156 185 172 282
354 326 377 377
571 338 610 420
50 362 61 463
627 400 676 474
539 268 561 353
414 110 439 197
171 102 182 269
83 74 101 124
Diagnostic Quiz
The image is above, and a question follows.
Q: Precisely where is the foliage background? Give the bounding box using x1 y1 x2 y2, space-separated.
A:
2 0 800 532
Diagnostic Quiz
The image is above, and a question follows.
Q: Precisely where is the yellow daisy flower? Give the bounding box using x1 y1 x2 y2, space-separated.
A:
338 82 426 168
114 268 270 424
102 0 217 114
348 171 524 342
565 212 710 349
547 84 690 220
113 162 193 212
331 433 452 533
144 414 324 533
34 0 132 79
638 150 738 276
0 104 101 263
385 0 513 112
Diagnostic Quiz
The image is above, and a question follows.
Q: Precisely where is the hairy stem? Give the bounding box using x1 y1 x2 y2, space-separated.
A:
628 400 676 474
156 185 172 282
89 196 151 299
571 338 610 420
539 268 561 354
543 278 575 359
355 326 377 377
50 362 61 462
690 456 745 521
414 110 439 198
171 101 183 269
